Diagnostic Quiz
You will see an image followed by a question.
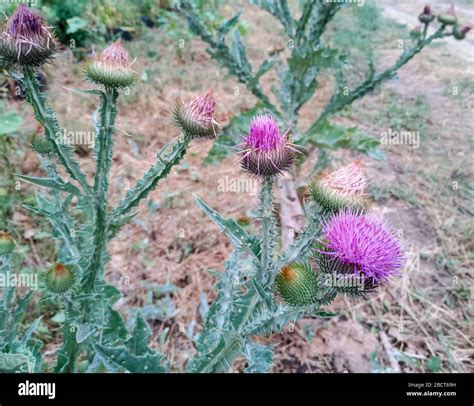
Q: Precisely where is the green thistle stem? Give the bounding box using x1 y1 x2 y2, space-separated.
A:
108 134 190 231
84 87 118 291
258 177 275 286
21 68 94 199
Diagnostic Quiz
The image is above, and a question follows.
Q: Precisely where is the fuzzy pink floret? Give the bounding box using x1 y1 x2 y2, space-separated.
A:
322 210 403 281
245 115 283 152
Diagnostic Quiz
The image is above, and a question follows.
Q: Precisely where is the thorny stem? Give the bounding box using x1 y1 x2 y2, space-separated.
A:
21 68 94 199
258 177 274 285
84 87 118 292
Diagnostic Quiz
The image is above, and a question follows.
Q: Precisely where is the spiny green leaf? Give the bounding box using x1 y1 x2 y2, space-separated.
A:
93 343 166 373
244 341 273 373
194 194 261 259
15 174 81 195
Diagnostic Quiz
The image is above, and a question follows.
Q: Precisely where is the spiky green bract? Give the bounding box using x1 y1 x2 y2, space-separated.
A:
0 4 56 68
275 262 319 306
84 40 135 89
30 133 53 155
418 5 435 24
453 26 471 40
0 231 15 255
85 62 135 89
172 91 220 140
309 161 368 213
437 6 457 26
43 263 76 294
309 182 364 213
316 251 378 299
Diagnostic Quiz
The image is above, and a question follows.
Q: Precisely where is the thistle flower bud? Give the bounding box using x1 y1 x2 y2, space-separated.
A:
0 4 56 68
275 262 319 306
0 231 15 255
85 40 135 89
240 115 294 177
418 5 435 24
453 25 471 40
438 5 457 26
309 161 368 213
43 263 76 294
319 210 403 284
173 91 221 139
31 132 53 155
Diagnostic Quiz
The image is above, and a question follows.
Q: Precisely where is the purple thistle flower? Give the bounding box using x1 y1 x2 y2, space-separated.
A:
245 115 283 152
321 209 403 282
0 4 56 67
240 114 294 177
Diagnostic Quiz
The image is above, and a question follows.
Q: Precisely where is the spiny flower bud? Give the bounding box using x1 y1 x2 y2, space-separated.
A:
240 115 294 177
275 262 319 306
173 91 221 139
0 4 56 68
309 161 368 213
319 210 403 284
43 263 76 294
0 231 15 255
438 5 457 26
453 25 471 40
31 131 53 155
419 5 435 24
85 40 135 89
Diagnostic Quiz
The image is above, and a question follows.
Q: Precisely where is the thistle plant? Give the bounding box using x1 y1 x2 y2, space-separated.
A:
0 4 221 373
188 115 403 372
178 0 471 247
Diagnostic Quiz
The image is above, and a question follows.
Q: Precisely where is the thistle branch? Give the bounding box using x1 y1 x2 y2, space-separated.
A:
303 25 447 142
20 68 94 199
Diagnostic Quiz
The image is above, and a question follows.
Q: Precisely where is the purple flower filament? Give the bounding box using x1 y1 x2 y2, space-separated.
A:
322 210 403 282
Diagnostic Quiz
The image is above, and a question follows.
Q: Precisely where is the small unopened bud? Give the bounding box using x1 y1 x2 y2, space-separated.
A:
453 25 471 40
240 115 294 177
0 4 56 68
410 26 423 40
275 263 319 306
43 263 76 294
85 40 135 89
173 91 221 139
419 5 435 24
31 132 53 155
0 231 15 255
438 5 457 26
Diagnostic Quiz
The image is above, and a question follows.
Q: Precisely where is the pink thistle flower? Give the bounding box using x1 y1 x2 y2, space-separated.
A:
240 114 294 177
310 161 368 212
173 91 220 139
0 4 56 67
320 209 403 282
85 40 136 88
